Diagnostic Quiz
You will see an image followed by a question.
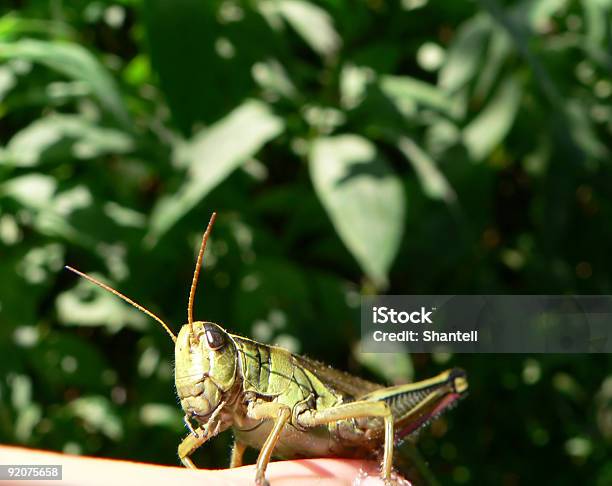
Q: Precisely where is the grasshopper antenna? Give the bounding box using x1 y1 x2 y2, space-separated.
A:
65 265 176 343
188 212 217 335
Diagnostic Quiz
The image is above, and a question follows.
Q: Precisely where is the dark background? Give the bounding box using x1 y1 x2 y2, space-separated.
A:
0 1 611 484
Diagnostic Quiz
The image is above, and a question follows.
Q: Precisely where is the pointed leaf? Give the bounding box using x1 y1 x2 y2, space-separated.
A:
0 39 130 127
2 114 133 167
276 0 341 58
380 74 454 117
309 135 405 287
397 136 456 205
148 100 283 241
439 14 491 93
463 77 522 161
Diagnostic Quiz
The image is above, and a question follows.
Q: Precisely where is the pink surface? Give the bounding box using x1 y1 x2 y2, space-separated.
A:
0 445 412 486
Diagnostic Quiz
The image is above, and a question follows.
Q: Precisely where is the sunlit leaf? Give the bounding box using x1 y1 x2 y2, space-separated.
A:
354 347 414 384
380 74 454 117
340 64 373 110
0 39 130 127
564 100 608 158
252 58 297 100
528 0 570 32
57 274 148 332
463 76 522 161
424 118 462 157
1 114 133 167
397 136 456 204
139 403 182 431
583 0 611 45
0 177 100 244
9 374 32 409
0 174 56 208
148 99 283 242
0 65 16 101
473 28 512 100
68 396 123 440
439 14 491 93
0 13 75 41
15 403 41 442
309 135 405 287
275 0 341 58
17 243 64 285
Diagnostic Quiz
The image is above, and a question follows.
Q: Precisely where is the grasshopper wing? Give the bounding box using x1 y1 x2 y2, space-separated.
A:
293 354 384 400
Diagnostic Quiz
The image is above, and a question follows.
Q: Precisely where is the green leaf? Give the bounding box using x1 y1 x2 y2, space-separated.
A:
583 0 611 45
380 74 454 117
463 76 522 161
439 14 491 93
0 39 130 127
275 0 341 59
0 65 16 101
148 99 283 242
340 63 373 110
1 114 133 167
309 135 405 287
0 174 57 209
1 176 99 244
564 100 608 159
397 136 457 205
68 396 123 440
353 349 414 384
528 0 570 32
252 58 297 100
473 28 512 100
0 14 75 41
139 403 183 431
56 273 148 333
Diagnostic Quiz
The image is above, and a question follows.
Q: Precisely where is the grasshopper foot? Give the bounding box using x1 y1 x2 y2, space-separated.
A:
382 472 412 486
254 473 270 486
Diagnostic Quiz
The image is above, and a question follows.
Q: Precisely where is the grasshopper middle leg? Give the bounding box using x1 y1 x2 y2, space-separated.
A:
247 401 292 486
230 440 247 468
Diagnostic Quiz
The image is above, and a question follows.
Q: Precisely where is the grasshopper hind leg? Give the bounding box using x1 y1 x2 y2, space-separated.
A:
297 400 395 485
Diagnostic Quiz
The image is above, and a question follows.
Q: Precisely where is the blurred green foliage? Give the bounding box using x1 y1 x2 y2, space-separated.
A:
1 0 611 484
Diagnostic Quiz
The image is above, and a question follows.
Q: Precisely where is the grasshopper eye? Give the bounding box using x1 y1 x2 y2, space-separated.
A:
204 325 225 350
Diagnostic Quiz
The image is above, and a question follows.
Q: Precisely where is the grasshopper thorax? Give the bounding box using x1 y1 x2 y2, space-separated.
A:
175 321 238 421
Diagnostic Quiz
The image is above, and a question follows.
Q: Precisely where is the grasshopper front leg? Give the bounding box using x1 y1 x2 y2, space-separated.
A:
178 425 211 468
247 401 292 486
178 403 226 468
297 401 395 484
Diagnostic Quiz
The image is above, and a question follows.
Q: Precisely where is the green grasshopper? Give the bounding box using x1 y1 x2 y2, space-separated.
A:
66 213 468 485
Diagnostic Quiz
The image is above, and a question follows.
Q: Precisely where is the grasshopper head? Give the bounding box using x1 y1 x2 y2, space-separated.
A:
175 321 237 420
66 214 234 426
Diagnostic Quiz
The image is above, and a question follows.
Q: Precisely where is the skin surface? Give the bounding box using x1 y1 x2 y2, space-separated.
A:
0 445 412 486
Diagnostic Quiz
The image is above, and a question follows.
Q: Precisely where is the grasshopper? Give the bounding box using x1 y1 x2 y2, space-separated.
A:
66 213 468 485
